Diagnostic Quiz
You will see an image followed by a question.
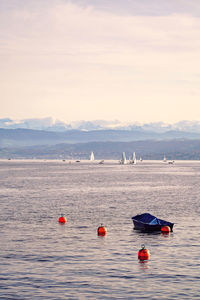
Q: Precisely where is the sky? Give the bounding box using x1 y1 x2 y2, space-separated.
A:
1 0 200 124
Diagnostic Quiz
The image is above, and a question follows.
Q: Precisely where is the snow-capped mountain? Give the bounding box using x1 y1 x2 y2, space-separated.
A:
1 118 200 133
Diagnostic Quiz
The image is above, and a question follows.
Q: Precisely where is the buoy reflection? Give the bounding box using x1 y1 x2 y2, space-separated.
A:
138 260 149 270
161 231 170 238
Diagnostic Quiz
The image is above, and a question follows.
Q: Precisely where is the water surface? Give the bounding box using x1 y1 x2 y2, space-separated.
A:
0 160 200 299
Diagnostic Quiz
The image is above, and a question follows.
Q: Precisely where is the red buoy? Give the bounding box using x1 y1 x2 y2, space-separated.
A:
138 244 150 260
58 215 67 224
161 226 170 233
97 225 107 236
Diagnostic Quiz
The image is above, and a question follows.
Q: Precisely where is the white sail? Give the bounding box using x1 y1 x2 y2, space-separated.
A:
132 152 137 164
130 152 136 164
90 151 94 161
163 155 167 162
121 152 127 164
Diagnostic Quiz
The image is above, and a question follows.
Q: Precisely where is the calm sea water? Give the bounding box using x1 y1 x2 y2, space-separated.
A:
0 160 200 299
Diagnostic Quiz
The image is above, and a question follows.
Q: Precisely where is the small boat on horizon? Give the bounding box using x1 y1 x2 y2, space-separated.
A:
90 151 95 161
120 152 127 164
130 152 136 165
163 155 167 162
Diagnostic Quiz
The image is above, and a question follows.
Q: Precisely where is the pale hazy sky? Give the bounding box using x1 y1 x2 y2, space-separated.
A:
1 0 200 123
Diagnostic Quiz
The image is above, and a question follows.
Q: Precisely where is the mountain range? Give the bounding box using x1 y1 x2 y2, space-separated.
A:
1 118 200 159
1 127 200 148
2 118 200 133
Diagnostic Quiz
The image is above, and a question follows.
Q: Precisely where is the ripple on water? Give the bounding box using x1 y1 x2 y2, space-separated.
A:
0 160 200 299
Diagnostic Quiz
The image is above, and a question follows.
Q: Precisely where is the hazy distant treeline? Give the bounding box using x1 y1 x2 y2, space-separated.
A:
1 139 200 160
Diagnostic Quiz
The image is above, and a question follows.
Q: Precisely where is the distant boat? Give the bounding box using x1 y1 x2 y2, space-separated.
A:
140 157 143 162
76 160 80 163
163 155 167 162
120 152 127 164
168 160 175 164
99 160 104 164
90 151 94 161
130 152 136 165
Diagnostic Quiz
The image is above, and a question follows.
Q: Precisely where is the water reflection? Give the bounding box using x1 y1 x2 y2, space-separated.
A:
161 232 170 238
138 260 150 270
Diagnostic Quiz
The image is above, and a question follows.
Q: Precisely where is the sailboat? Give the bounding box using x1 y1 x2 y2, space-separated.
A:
90 151 95 161
130 152 136 164
120 152 127 164
132 152 136 164
163 155 167 162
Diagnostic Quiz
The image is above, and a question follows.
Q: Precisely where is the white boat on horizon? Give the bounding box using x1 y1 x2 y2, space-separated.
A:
90 151 95 161
130 152 137 165
120 152 127 164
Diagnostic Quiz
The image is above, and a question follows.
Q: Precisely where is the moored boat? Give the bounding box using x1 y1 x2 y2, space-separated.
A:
132 213 174 232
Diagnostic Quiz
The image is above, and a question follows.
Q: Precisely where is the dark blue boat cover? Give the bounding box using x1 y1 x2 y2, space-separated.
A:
132 213 172 226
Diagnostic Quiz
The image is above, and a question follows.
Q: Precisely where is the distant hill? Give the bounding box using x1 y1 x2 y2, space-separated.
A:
1 128 200 148
1 139 200 160
1 124 200 159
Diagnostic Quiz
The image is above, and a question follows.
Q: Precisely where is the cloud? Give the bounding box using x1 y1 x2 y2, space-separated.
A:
0 0 200 122
1 1 200 58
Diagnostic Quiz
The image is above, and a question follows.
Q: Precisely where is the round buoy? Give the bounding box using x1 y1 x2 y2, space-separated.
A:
97 225 107 236
138 244 150 260
58 215 67 224
161 226 170 233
